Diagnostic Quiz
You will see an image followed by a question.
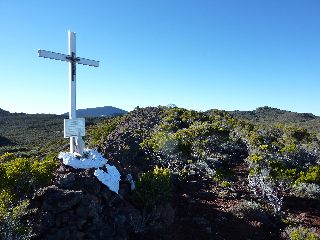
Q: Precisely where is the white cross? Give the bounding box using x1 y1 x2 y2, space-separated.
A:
38 30 99 154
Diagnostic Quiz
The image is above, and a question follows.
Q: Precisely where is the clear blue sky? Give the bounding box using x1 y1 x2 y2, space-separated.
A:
0 0 319 115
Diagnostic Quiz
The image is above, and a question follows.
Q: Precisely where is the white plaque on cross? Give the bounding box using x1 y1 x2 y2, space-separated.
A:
38 30 99 154
64 118 85 138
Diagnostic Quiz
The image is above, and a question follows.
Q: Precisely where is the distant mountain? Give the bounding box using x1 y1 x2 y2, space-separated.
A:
63 106 127 118
0 108 10 116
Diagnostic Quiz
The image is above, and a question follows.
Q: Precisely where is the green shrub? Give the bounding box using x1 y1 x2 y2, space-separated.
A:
249 132 264 146
248 154 264 163
135 166 172 207
141 131 177 154
288 127 311 143
220 180 232 188
30 155 59 187
0 153 59 201
0 152 16 162
142 119 230 158
0 189 14 220
268 161 299 182
286 226 320 240
0 153 57 239
296 166 320 184
1 157 33 196
259 144 270 152
280 144 299 154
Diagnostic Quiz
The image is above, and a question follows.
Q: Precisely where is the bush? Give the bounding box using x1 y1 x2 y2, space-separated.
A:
1 157 33 196
248 170 284 214
0 153 59 201
288 127 311 143
141 131 177 154
220 180 232 188
296 166 320 184
291 183 320 199
0 152 16 162
0 153 57 239
283 226 320 240
248 154 264 163
230 200 271 224
30 155 59 187
280 144 299 155
0 200 32 240
0 189 14 220
135 166 172 207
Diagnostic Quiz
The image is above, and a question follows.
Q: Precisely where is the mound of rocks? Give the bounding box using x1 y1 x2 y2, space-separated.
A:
29 163 174 240
101 107 164 175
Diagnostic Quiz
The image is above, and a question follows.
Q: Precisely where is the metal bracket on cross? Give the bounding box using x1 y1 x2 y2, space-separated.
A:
38 30 99 155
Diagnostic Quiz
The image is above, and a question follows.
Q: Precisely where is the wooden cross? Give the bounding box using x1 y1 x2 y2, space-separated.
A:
38 30 99 154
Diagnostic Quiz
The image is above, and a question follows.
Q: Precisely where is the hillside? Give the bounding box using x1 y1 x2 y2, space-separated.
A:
0 112 65 155
229 106 320 132
0 106 319 239
0 110 107 156
0 106 126 155
63 106 127 117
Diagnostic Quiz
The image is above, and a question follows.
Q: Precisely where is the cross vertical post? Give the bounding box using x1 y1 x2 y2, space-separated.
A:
69 31 77 153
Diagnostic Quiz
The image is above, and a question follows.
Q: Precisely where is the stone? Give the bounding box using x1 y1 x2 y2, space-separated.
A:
34 186 83 214
56 172 76 189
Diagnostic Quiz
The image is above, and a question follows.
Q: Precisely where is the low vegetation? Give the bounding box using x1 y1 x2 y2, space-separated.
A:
0 152 59 239
134 166 172 207
0 106 319 239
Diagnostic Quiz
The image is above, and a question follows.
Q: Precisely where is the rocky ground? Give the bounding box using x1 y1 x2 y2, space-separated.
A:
28 107 320 239
29 164 174 240
29 160 320 239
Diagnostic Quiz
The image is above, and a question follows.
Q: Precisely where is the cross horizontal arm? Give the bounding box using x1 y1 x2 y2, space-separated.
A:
38 49 99 67
38 49 69 62
78 57 99 67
